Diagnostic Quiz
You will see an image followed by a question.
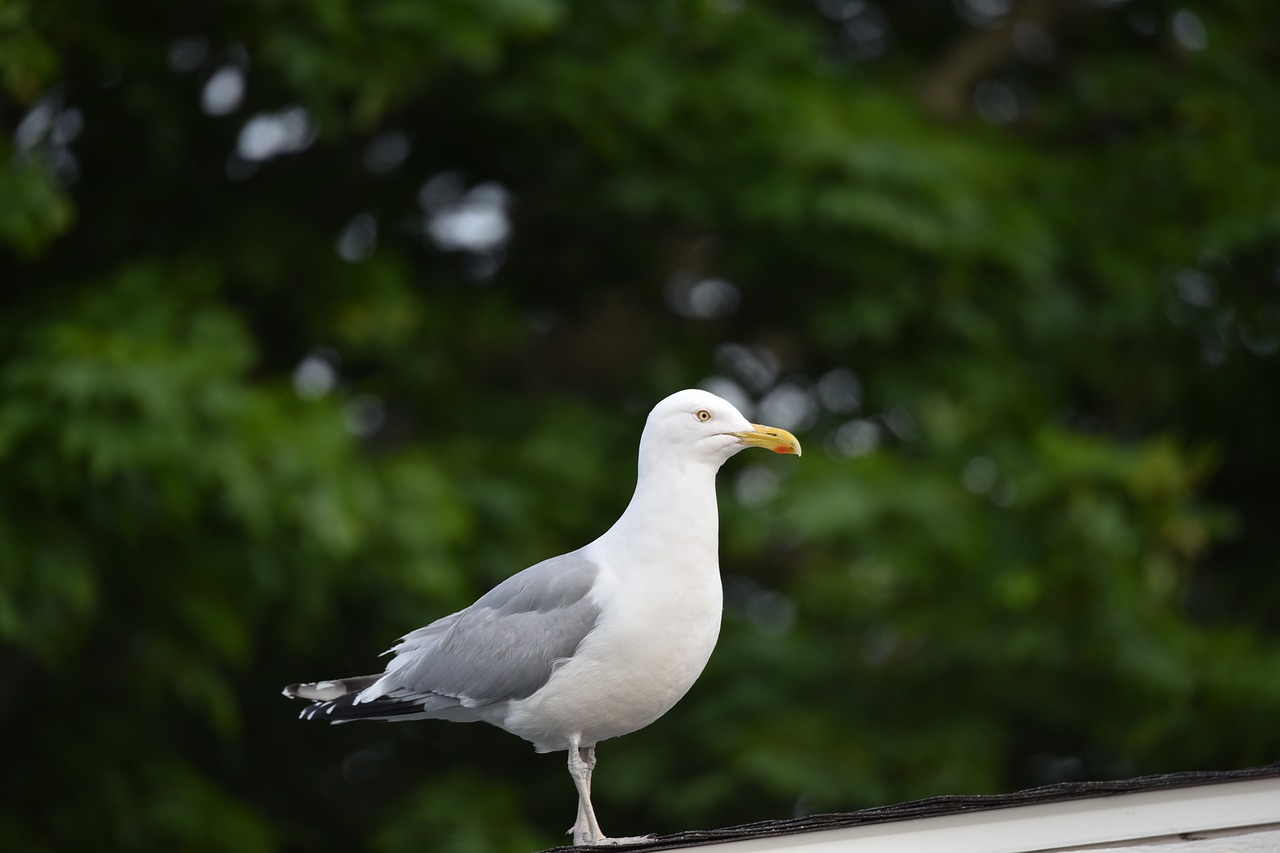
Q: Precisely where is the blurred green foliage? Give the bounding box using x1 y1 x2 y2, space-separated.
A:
3 0 1279 850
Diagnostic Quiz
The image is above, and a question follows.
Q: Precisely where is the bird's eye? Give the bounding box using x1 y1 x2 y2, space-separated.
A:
696 409 712 422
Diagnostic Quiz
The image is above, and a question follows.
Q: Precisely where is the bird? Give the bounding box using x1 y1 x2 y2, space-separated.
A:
283 388 801 846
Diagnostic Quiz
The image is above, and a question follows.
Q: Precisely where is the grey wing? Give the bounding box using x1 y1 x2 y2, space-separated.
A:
363 551 602 709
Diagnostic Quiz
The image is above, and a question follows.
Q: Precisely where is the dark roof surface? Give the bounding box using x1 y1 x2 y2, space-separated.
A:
541 762 1280 852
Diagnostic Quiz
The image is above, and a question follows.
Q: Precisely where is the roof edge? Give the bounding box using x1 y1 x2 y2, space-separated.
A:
542 762 1280 853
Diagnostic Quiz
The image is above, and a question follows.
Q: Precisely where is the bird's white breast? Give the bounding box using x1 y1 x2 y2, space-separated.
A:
501 550 723 752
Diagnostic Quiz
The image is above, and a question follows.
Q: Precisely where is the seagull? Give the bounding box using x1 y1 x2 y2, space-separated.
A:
283 389 801 846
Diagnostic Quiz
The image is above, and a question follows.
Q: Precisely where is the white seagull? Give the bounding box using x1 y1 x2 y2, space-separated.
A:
283 389 801 846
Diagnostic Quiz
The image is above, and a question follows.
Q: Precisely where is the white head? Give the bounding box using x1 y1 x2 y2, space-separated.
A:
637 389 802 470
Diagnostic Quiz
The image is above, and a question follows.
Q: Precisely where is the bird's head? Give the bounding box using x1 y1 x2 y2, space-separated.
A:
640 389 802 468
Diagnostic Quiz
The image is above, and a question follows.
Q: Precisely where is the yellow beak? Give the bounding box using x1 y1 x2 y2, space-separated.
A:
731 423 802 457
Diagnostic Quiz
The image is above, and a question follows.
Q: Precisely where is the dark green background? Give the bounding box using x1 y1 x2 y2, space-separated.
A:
3 1 1279 850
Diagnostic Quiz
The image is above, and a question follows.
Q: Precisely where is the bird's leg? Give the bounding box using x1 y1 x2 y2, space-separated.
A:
568 739 605 845
566 743 653 846
574 745 599 841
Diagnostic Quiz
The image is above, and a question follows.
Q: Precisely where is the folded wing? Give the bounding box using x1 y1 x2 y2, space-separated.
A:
285 552 602 723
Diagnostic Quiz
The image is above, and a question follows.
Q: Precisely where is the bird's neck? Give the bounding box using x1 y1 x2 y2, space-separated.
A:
596 458 723 567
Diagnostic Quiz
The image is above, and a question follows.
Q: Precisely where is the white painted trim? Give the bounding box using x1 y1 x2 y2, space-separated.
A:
1066 825 1280 852
679 778 1280 853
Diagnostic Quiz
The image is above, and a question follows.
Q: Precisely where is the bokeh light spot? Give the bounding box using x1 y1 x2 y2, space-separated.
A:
201 66 245 116
168 37 209 73
336 213 378 263
666 274 741 320
816 368 862 414
735 466 781 507
955 0 1010 29
237 107 316 162
698 376 753 418
962 456 998 495
293 350 338 400
1171 9 1207 52
831 418 881 457
363 131 411 174
1173 268 1216 308
715 343 780 392
425 182 511 254
757 383 818 432
974 80 1020 124
344 394 387 438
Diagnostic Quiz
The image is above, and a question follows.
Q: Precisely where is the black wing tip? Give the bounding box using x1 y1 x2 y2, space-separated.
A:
283 676 463 723
281 675 381 703
297 694 437 723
